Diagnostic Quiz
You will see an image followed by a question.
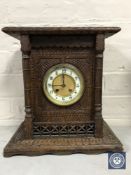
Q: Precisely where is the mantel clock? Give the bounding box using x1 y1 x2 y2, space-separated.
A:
2 27 123 157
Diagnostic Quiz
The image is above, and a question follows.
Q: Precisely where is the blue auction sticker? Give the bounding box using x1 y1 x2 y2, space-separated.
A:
108 152 126 169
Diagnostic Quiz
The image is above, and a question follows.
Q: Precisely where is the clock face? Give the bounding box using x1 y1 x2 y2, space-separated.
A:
43 64 84 106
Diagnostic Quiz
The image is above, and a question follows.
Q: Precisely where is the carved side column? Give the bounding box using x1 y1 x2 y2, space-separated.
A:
21 35 32 139
94 34 105 138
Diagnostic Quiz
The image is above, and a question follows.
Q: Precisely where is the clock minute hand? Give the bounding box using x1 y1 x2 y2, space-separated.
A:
62 74 65 87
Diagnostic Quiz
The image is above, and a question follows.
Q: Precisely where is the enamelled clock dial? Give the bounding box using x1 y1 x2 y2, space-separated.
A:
43 64 85 106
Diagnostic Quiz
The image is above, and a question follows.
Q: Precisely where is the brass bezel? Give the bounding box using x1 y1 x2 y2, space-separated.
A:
43 63 85 106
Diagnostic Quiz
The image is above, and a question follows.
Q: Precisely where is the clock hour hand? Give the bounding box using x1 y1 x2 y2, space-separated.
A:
52 84 63 87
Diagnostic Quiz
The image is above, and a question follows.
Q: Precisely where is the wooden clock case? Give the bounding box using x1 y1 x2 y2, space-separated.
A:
2 27 123 157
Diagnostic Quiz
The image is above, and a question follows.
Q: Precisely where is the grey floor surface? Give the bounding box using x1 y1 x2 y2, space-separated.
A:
0 124 131 175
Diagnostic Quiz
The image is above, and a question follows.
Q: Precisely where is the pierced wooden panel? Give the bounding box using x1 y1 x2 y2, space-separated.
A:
33 122 95 136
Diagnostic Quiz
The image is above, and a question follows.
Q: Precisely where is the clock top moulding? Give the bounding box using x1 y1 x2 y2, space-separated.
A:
2 26 120 36
2 26 123 157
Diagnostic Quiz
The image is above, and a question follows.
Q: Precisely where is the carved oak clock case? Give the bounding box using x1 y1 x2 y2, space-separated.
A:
2 27 123 157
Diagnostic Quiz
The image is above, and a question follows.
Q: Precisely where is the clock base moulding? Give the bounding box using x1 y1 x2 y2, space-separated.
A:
2 27 123 157
4 121 122 157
